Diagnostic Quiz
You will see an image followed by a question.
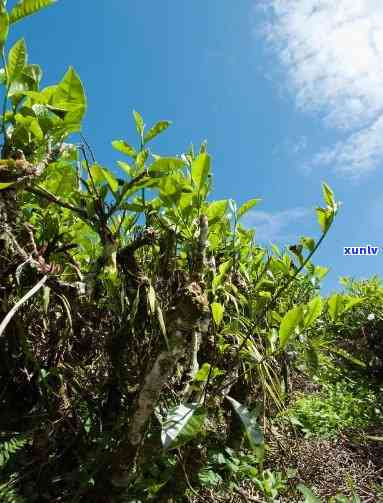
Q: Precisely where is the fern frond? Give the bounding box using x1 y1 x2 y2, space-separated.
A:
0 482 25 503
0 437 28 469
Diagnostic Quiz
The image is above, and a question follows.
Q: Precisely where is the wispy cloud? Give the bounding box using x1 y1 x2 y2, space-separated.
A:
244 207 311 243
255 0 383 176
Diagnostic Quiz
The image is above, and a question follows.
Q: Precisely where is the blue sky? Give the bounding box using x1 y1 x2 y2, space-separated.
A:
8 0 383 293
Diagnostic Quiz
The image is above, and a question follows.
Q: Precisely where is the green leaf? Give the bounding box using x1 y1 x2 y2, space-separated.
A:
135 149 148 170
305 345 319 371
300 236 315 252
9 0 55 24
327 345 367 368
42 162 77 196
237 198 261 219
212 259 232 292
211 302 224 327
89 164 118 194
194 363 211 382
112 140 137 159
316 207 333 233
314 265 329 280
23 63 42 85
304 297 323 328
322 182 335 208
8 67 38 97
279 305 303 350
29 117 43 139
0 5 9 52
7 38 27 83
117 160 133 177
144 120 171 144
133 109 144 138
52 66 87 124
191 153 210 193
327 294 343 322
205 200 228 225
343 296 365 313
161 403 206 450
226 396 264 452
297 484 322 503
0 182 16 190
149 157 185 175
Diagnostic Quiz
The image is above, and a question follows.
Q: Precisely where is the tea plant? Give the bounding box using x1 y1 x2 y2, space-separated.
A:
1 1 380 502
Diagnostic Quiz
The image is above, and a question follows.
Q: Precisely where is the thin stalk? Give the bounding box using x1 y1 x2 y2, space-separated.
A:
1 48 9 157
80 132 96 164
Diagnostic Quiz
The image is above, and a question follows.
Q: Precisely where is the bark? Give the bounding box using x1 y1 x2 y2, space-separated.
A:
110 216 210 487
181 330 201 400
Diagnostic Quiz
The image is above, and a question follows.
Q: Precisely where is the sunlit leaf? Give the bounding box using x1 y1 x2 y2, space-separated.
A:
191 153 210 193
279 305 303 350
343 296 365 313
149 157 185 175
117 160 133 177
194 363 211 382
211 302 224 327
90 164 118 194
147 284 156 315
297 484 322 503
0 5 9 52
300 236 315 253
9 0 55 24
237 198 261 219
205 200 228 225
52 66 87 124
322 182 335 208
327 294 343 322
316 207 333 233
144 120 171 144
314 265 329 280
304 297 323 328
327 345 367 368
161 403 206 450
7 38 27 83
0 182 16 190
133 110 144 138
112 140 137 159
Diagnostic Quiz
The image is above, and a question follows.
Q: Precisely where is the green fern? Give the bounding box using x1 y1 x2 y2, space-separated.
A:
0 437 28 469
0 482 25 503
9 0 55 25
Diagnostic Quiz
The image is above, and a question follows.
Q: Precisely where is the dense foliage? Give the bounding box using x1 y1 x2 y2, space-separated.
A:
0 2 381 502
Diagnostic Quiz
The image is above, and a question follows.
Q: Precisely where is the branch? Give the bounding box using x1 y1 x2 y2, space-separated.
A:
26 186 89 220
0 275 48 337
192 214 209 277
107 171 150 218
111 280 210 486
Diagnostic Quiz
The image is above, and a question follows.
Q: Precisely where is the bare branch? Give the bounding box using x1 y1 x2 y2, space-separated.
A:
0 275 48 337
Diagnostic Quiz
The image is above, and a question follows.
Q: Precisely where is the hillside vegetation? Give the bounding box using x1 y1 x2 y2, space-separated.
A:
0 2 382 502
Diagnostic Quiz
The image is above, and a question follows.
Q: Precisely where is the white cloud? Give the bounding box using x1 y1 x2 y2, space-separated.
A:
244 207 311 243
256 0 383 176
